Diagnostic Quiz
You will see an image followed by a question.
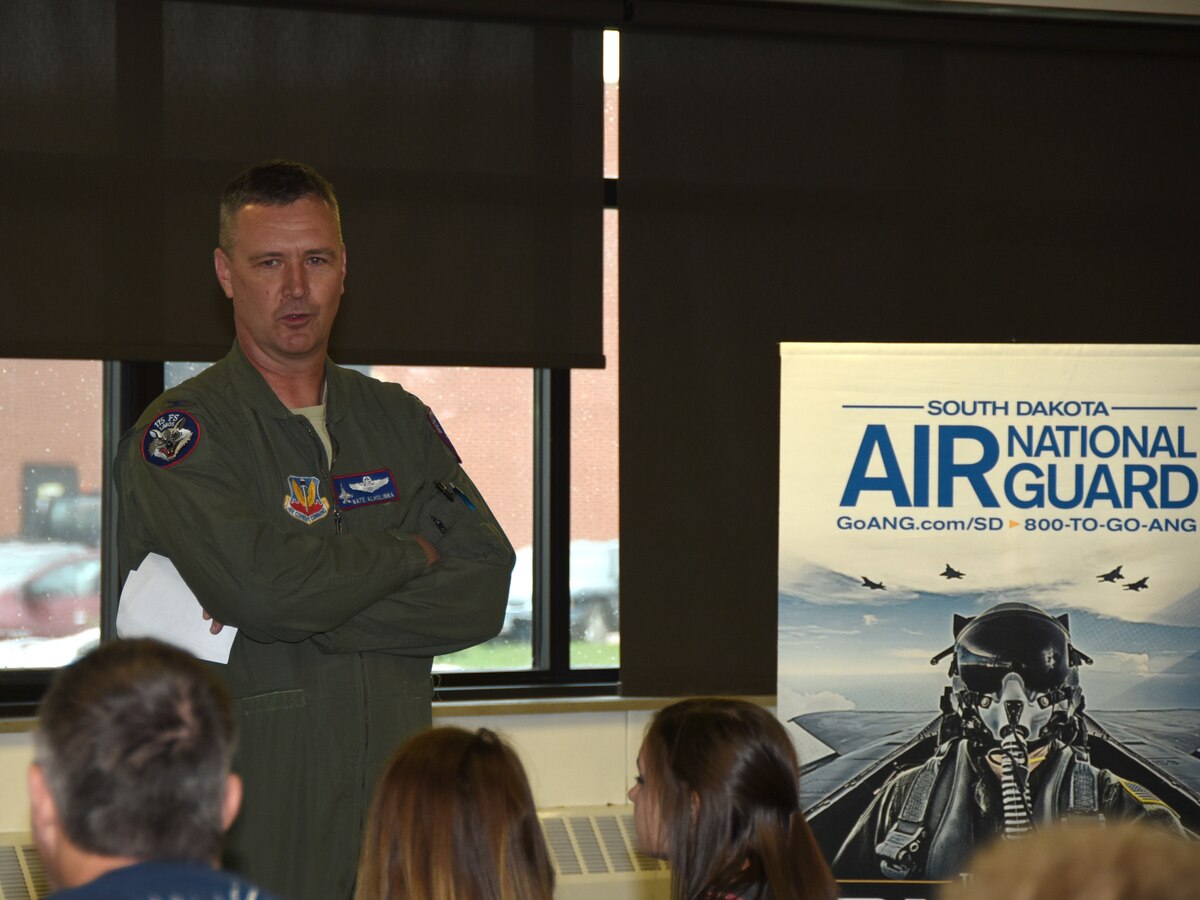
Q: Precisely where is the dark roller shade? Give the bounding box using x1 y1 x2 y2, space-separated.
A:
0 0 603 367
617 6 1200 695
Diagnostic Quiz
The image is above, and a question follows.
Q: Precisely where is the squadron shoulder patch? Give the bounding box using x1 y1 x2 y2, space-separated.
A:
284 475 330 525
334 469 398 509
426 410 461 463
142 410 201 468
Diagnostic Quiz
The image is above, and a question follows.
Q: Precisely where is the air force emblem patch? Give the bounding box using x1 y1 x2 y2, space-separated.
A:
284 475 330 524
334 469 398 508
142 410 200 468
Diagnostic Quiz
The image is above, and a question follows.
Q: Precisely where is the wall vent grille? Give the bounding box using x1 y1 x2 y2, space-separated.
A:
538 806 670 899
0 837 46 900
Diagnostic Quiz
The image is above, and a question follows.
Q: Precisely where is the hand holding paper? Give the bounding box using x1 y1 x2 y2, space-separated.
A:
117 552 237 664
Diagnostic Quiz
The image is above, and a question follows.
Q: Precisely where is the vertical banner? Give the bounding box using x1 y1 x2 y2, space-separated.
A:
778 344 1199 899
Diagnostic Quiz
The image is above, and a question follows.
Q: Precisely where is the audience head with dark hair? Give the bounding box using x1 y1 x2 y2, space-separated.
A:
28 639 264 897
938 820 1199 900
630 698 839 900
355 725 554 900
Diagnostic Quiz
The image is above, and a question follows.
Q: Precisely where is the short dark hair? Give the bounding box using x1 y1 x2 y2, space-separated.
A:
218 159 342 252
34 639 237 863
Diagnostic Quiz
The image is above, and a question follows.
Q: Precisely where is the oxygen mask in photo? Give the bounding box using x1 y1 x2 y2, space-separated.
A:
932 601 1094 837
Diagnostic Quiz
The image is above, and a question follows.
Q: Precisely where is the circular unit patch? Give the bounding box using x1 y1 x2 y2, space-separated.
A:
142 410 201 468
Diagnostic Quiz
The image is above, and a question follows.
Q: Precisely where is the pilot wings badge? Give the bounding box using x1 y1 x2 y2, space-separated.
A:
284 475 330 524
141 410 201 468
350 474 389 493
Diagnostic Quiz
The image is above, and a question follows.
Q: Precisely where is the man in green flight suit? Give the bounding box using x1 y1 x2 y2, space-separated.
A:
115 160 516 900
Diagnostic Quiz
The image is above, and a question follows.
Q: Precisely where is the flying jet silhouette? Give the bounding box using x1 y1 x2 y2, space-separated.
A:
861 576 886 591
940 564 965 580
1097 565 1125 583
1124 577 1149 591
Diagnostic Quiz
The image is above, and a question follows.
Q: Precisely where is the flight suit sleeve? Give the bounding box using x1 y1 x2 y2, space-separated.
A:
115 407 434 644
1097 770 1188 836
310 459 517 657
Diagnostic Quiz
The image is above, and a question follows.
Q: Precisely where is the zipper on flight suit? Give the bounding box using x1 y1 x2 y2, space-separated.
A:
298 406 369 859
298 417 343 534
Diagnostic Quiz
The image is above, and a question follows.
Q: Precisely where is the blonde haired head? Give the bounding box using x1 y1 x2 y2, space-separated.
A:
940 821 1198 900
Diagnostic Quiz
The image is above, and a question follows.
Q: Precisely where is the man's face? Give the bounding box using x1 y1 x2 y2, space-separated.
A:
214 196 346 369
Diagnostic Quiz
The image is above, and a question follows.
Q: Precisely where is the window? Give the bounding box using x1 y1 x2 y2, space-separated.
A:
568 30 622 671
0 360 103 671
357 365 537 673
157 342 615 690
570 210 619 668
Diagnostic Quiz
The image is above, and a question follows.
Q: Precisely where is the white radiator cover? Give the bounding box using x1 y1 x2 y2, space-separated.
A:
0 805 669 900
539 805 671 900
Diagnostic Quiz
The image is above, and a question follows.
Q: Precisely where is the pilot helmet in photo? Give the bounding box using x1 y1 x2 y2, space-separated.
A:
937 601 1092 747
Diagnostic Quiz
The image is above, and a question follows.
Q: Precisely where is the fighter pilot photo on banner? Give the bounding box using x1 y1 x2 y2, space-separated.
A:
777 344 1199 900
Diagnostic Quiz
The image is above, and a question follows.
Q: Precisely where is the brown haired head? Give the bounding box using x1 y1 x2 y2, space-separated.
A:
355 726 554 900
33 638 237 863
640 698 838 900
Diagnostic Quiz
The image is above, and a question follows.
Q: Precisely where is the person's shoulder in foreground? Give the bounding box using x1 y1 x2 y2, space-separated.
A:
29 638 279 900
47 859 279 900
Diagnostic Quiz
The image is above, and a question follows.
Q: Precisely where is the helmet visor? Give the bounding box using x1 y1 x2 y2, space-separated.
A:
956 610 1070 694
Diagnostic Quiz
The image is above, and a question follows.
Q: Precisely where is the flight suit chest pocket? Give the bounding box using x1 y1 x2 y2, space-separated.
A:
416 480 499 560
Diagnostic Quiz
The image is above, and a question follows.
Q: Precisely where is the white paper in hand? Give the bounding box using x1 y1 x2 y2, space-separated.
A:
117 552 237 664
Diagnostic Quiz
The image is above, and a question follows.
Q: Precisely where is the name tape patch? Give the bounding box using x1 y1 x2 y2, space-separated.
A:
334 469 398 509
